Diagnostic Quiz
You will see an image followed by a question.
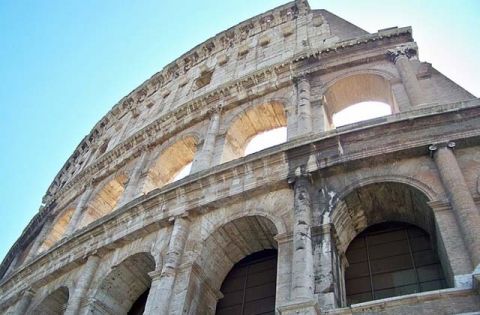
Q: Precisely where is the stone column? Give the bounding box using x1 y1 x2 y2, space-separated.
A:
64 254 100 315
65 184 94 235
430 142 480 269
117 149 150 206
191 109 221 173
144 216 190 314
24 215 54 261
13 288 35 314
387 44 425 107
295 75 313 136
291 174 315 300
312 224 344 309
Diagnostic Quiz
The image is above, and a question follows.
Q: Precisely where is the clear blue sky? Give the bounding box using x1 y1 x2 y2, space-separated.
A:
1 1 479 262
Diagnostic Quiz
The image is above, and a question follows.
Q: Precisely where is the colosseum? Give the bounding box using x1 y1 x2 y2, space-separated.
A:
1 1 480 314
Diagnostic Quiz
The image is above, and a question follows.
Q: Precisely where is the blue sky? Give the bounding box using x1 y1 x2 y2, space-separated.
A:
1 0 479 262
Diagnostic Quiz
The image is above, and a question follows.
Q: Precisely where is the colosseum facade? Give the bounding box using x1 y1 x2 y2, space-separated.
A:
1 0 480 314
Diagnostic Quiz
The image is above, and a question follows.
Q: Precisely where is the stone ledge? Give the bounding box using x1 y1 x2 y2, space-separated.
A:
326 287 478 314
277 299 320 315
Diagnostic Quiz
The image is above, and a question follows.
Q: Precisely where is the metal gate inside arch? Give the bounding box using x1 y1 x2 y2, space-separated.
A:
216 249 278 315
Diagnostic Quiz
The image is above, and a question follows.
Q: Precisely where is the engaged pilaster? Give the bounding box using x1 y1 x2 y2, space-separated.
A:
118 148 150 206
292 174 315 300
13 288 35 314
65 183 94 235
64 254 100 315
295 75 313 136
430 142 480 269
144 215 190 314
386 44 425 107
24 215 55 261
312 223 345 309
191 107 221 173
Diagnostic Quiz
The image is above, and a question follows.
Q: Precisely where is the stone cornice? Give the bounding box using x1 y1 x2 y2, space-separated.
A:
0 28 456 281
1 99 479 302
43 0 306 200
45 26 413 206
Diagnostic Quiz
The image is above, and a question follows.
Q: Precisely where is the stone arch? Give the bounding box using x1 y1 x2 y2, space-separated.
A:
78 173 128 229
143 135 199 193
330 181 436 255
37 207 75 253
321 69 397 93
110 242 163 272
206 209 288 240
322 73 396 128
193 215 280 314
90 252 156 314
31 286 69 315
220 98 290 132
334 175 439 204
221 101 287 163
329 181 452 305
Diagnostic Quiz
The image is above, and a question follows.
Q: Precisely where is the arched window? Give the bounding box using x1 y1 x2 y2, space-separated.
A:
332 101 391 127
345 222 446 305
143 136 198 193
216 249 277 315
78 174 128 229
244 127 287 155
37 208 75 253
172 161 192 182
324 74 396 129
222 102 286 163
128 288 150 315
92 252 155 314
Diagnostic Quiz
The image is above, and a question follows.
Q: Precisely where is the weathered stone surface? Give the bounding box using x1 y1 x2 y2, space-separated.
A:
1 1 480 314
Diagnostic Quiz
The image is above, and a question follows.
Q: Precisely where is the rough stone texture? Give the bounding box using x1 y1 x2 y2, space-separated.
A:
1 1 480 314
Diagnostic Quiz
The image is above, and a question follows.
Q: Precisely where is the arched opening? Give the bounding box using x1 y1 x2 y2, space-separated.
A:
32 286 69 315
324 74 395 128
330 182 450 305
143 136 198 193
222 102 286 163
244 127 287 155
91 252 155 314
78 174 128 229
345 222 446 305
332 101 391 127
37 208 75 253
192 215 279 314
172 161 193 182
216 249 277 315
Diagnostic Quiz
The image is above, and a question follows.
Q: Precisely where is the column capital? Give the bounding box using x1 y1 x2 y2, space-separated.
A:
287 167 312 188
82 251 101 261
292 72 311 84
168 213 190 223
386 43 418 63
274 232 294 244
207 102 223 115
21 288 36 298
83 177 97 190
148 269 163 281
428 141 456 157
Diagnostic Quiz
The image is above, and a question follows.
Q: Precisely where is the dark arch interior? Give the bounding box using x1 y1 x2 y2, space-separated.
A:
128 288 150 315
216 249 277 315
32 286 69 315
345 222 446 305
94 252 155 314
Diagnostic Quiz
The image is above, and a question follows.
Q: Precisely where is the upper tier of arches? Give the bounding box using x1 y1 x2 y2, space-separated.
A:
4 1 476 282
12 57 475 268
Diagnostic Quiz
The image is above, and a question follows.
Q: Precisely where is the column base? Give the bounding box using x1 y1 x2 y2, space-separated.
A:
277 299 320 315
